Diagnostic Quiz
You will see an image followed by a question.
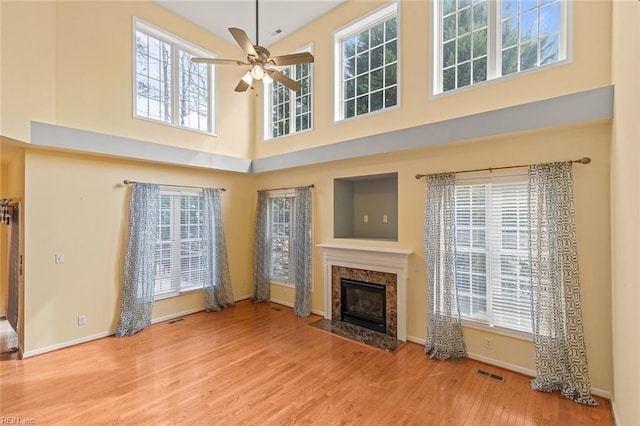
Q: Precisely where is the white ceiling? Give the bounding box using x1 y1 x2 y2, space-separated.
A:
153 0 347 48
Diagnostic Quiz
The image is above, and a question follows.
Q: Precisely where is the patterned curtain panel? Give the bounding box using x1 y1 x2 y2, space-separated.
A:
116 183 159 337
528 162 597 406
424 173 467 359
7 205 19 332
292 187 312 317
202 188 235 311
252 191 271 302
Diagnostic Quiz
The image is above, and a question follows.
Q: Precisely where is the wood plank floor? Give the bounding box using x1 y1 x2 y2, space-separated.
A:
0 301 614 425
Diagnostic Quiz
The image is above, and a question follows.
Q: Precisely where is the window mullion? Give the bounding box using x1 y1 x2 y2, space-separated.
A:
290 66 297 134
172 44 180 127
488 0 499 80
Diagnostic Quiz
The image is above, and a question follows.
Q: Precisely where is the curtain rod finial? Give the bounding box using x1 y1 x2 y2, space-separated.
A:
577 157 591 165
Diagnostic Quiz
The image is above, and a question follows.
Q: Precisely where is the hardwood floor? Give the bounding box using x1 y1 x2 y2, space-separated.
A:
0 301 613 425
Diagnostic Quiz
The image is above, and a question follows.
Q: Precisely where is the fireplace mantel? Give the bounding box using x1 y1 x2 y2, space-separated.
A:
317 243 413 341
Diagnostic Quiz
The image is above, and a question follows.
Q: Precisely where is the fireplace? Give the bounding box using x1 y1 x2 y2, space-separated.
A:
318 244 412 341
341 278 386 333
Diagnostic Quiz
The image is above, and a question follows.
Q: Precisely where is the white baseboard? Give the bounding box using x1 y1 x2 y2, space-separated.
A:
611 399 620 426
405 335 610 399
269 297 324 316
23 330 115 358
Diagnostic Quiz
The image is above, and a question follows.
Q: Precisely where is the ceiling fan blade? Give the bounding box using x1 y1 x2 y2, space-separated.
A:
191 58 247 66
266 69 301 92
229 27 258 58
269 52 315 66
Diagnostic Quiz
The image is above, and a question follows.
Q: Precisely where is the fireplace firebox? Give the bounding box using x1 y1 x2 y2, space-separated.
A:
340 278 386 333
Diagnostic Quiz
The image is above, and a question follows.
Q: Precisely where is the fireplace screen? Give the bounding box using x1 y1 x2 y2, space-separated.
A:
340 278 386 333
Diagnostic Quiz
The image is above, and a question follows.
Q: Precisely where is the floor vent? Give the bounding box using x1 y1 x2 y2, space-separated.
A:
271 307 282 311
476 369 505 382
168 318 184 324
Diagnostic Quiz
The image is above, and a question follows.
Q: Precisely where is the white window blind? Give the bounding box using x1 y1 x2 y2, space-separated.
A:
455 171 532 334
155 190 205 298
268 196 293 283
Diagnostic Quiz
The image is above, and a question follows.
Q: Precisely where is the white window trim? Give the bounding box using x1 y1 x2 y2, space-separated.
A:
264 189 314 293
333 1 400 123
455 167 532 337
263 44 314 141
431 0 572 97
154 186 205 300
133 17 217 136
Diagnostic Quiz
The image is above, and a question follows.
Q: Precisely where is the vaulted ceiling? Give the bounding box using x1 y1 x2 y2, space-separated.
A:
153 0 347 47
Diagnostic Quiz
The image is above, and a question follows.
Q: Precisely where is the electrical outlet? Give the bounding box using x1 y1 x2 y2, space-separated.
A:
78 315 87 326
55 253 65 264
363 215 369 223
240 281 246 289
484 338 493 349
383 215 388 223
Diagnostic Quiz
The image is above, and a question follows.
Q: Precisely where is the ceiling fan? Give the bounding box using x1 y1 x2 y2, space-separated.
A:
191 0 315 93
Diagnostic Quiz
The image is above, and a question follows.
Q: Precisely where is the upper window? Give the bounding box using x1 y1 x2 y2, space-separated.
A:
267 193 294 283
155 189 205 299
264 47 313 140
454 170 532 334
334 2 398 121
134 19 215 133
434 0 567 94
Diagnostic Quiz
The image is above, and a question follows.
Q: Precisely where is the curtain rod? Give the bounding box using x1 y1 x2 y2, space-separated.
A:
1 198 21 206
414 157 591 180
257 184 315 192
123 180 226 192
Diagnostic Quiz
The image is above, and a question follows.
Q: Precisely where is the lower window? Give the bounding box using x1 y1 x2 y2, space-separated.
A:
155 189 204 298
268 194 294 284
454 170 532 334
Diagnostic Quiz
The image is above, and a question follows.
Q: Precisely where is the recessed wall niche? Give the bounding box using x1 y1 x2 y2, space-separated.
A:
334 172 398 241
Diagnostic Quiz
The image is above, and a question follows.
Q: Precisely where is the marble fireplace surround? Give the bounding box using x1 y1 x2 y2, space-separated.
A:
317 244 413 341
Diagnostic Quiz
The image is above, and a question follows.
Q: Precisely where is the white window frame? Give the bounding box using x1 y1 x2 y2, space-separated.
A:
431 0 571 96
454 169 532 340
263 45 314 141
333 2 400 122
266 189 296 287
155 187 205 300
133 18 216 135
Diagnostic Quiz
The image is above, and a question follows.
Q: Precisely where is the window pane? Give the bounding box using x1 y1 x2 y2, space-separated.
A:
371 22 385 46
338 10 397 119
458 34 471 62
473 57 487 83
443 14 457 42
356 52 369 75
457 62 471 88
502 46 518 75
473 28 488 58
371 45 384 69
356 95 369 115
370 90 384 112
357 74 369 95
385 17 397 40
520 40 538 70
384 86 397 108
370 68 383 91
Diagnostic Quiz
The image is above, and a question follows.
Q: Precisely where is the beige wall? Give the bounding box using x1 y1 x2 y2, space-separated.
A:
22 149 255 353
253 0 611 158
0 1 252 158
258 121 612 392
0 1 57 142
610 0 640 423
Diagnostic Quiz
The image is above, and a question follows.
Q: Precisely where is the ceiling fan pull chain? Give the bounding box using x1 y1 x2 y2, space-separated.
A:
256 0 259 46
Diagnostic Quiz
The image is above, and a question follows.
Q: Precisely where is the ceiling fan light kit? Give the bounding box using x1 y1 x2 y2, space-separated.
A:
191 0 314 93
